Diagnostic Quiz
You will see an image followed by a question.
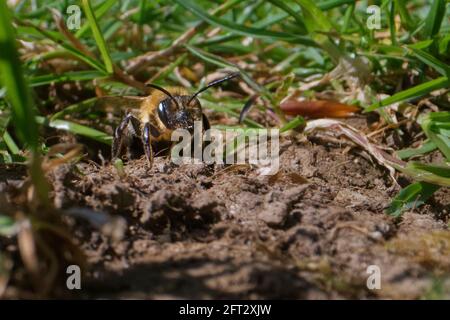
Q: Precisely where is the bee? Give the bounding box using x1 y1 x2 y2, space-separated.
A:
109 72 249 167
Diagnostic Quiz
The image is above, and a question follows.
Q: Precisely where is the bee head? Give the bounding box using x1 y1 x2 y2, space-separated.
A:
147 72 240 132
157 96 202 132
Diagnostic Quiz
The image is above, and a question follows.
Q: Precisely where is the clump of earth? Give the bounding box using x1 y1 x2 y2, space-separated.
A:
2 124 449 299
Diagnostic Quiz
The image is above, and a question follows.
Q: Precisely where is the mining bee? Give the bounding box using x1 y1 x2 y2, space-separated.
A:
110 72 249 167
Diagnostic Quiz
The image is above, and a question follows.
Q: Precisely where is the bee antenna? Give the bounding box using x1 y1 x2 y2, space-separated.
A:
188 72 240 105
146 83 181 108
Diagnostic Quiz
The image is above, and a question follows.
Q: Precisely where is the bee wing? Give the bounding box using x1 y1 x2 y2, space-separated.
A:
94 96 146 115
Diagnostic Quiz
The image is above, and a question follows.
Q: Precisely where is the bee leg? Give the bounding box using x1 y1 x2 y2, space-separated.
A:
112 112 141 160
201 113 212 152
142 122 154 167
202 113 211 131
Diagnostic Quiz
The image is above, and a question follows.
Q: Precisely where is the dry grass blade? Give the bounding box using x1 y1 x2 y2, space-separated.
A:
0 253 12 298
42 143 83 171
15 213 43 292
50 8 94 59
305 119 406 183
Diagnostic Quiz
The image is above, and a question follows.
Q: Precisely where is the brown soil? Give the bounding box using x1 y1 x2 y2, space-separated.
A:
2 129 450 299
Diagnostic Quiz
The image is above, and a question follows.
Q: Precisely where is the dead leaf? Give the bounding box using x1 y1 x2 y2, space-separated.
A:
280 99 360 119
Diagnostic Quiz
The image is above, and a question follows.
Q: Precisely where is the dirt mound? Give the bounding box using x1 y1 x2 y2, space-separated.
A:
39 136 450 299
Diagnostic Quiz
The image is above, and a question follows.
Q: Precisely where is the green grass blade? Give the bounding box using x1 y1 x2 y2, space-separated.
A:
0 214 19 236
0 4 38 149
410 162 450 178
386 182 440 217
29 70 106 87
439 34 450 57
366 76 450 112
185 45 268 97
398 161 450 187
35 116 112 145
293 0 332 32
18 19 107 73
388 0 397 45
267 0 307 32
421 112 450 161
408 47 450 76
397 140 437 160
76 0 116 38
341 3 354 33
50 97 99 120
180 45 287 122
150 53 188 83
0 2 49 203
186 44 237 68
280 116 305 133
292 0 345 63
81 0 114 74
173 0 316 46
422 0 446 39
395 0 414 31
0 109 10 137
3 131 20 155
317 0 354 11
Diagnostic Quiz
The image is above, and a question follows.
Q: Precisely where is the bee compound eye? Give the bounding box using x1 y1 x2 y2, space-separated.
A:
157 101 170 128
